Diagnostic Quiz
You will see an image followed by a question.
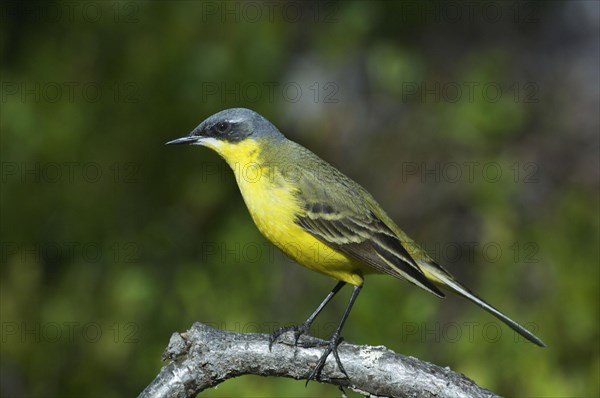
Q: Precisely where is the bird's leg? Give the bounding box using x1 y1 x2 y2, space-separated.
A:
269 281 346 350
306 284 362 383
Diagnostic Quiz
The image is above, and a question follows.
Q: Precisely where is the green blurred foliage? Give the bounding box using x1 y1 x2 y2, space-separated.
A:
1 1 598 397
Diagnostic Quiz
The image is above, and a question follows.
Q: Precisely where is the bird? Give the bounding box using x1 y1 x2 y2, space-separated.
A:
166 107 545 381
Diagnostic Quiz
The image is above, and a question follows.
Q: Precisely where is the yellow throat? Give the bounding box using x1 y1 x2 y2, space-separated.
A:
201 137 366 286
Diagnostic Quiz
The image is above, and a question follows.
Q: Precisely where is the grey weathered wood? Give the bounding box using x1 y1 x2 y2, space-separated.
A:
139 322 500 398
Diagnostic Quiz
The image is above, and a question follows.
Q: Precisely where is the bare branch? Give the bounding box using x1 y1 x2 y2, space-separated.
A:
139 322 500 398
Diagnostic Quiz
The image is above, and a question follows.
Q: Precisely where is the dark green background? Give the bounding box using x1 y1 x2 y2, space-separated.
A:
1 1 598 397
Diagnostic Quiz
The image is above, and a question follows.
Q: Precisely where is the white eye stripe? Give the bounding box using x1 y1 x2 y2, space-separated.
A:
193 137 223 148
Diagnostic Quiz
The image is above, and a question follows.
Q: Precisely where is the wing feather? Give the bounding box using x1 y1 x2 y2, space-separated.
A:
297 205 444 297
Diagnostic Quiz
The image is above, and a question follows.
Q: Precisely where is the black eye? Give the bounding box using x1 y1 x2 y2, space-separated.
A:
215 122 231 134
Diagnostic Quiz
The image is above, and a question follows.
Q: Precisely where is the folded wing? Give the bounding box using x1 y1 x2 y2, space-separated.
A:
296 202 444 297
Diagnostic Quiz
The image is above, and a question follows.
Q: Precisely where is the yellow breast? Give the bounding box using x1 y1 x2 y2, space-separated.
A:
204 138 364 285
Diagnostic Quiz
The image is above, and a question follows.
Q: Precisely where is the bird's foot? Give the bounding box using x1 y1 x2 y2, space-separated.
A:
306 333 348 384
269 322 311 351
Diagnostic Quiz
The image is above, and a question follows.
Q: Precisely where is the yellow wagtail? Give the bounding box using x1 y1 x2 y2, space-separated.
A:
167 108 545 380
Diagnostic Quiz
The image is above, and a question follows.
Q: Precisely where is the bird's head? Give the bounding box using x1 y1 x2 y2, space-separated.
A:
166 108 284 162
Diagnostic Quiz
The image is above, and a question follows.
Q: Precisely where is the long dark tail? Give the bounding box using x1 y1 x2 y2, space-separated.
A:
420 261 546 347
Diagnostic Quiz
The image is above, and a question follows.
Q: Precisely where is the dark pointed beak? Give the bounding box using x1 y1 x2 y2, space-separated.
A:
165 136 199 145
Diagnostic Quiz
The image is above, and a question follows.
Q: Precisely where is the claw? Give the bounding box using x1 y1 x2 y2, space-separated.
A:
269 322 310 351
266 282 361 386
305 333 348 384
